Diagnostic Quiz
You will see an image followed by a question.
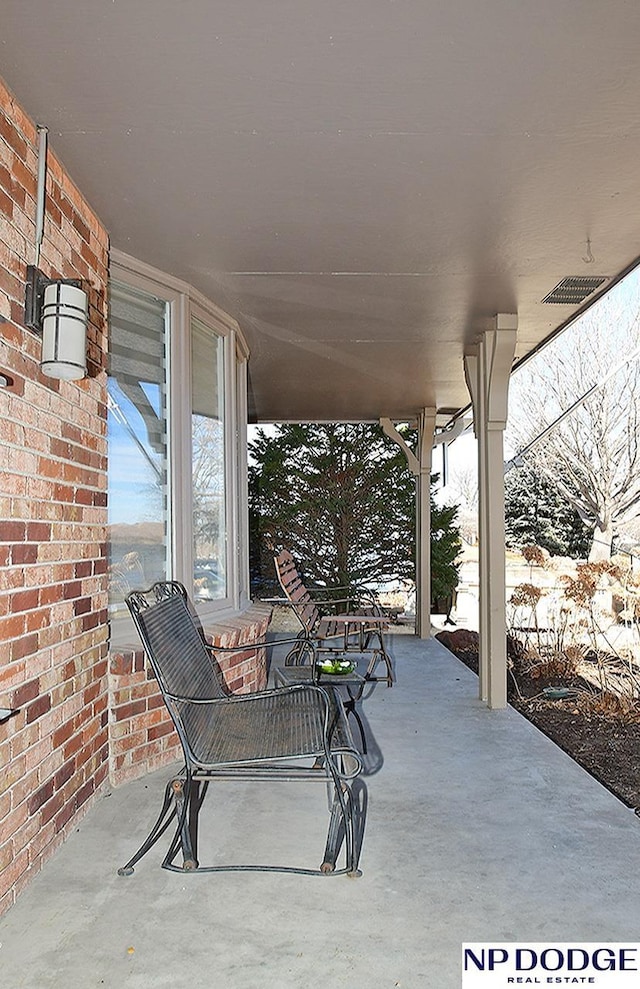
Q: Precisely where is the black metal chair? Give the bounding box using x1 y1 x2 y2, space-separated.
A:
118 581 364 878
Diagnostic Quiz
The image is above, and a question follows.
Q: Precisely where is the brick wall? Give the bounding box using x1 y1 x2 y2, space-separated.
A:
108 604 272 786
0 79 109 915
0 76 269 918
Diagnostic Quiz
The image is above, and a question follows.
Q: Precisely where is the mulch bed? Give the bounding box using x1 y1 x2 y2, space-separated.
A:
435 629 640 813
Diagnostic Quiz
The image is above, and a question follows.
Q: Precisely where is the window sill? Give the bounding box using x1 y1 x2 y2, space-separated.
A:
109 600 273 674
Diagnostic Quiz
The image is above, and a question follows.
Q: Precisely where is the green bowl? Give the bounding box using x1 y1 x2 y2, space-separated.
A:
316 659 357 676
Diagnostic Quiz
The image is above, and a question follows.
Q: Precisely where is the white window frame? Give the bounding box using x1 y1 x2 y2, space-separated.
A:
110 249 250 620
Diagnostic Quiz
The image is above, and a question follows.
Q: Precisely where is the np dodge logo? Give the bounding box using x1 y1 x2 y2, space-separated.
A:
462 944 640 987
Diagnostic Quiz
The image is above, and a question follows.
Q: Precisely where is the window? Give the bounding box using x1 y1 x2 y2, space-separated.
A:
107 253 250 639
107 282 171 608
191 316 226 601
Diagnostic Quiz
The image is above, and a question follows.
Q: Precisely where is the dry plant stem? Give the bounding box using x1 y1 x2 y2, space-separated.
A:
507 550 640 707
508 666 525 702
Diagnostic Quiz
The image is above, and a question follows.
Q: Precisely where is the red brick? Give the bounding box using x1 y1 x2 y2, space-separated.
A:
0 186 13 219
63 580 82 600
0 848 30 899
25 693 51 724
26 821 56 866
12 677 39 708
114 699 146 721
25 608 50 633
72 213 91 243
0 614 26 639
49 439 69 459
95 763 108 787
52 720 74 748
11 633 39 661
0 842 13 874
37 585 55 606
11 544 38 565
0 114 28 160
0 521 26 542
28 778 54 815
10 588 39 613
74 488 93 506
75 779 94 809
54 799 76 833
53 758 76 791
148 721 175 742
93 659 108 679
11 157 36 198
53 483 74 503
26 522 51 542
46 198 62 229
62 733 85 760
0 161 12 193
0 792 12 823
40 791 64 826
83 682 101 706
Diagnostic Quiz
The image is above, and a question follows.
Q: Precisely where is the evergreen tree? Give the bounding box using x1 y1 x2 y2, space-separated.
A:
504 459 592 558
431 492 462 603
249 423 461 600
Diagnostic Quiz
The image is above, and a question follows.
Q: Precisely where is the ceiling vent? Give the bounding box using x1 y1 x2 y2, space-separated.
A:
541 275 608 305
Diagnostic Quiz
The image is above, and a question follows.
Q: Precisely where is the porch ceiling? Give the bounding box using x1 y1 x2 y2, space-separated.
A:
2 2 640 422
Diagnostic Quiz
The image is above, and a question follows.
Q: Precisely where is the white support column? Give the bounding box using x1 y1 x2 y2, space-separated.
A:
464 349 488 701
415 408 436 638
464 315 517 709
380 409 435 640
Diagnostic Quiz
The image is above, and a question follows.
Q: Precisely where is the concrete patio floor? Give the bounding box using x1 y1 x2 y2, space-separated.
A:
1 634 639 988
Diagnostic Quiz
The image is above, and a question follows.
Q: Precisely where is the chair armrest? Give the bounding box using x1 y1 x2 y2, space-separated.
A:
309 596 385 619
202 634 313 655
323 614 387 625
164 680 317 705
306 586 381 608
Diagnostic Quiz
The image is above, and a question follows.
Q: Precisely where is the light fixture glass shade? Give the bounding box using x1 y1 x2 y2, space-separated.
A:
41 282 88 380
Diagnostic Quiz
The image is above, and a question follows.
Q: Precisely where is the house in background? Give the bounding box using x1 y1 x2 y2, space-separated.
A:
2 1 640 913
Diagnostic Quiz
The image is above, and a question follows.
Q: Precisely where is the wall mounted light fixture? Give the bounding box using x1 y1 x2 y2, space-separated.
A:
22 124 89 381
24 264 89 381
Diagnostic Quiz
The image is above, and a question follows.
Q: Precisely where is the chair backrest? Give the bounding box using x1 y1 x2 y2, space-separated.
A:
126 581 227 702
274 550 321 634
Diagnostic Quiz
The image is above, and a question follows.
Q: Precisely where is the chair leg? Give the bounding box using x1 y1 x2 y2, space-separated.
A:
344 689 367 753
350 705 368 754
117 777 177 876
337 780 361 877
320 781 361 877
320 784 346 873
364 646 394 686
162 776 198 871
187 780 208 865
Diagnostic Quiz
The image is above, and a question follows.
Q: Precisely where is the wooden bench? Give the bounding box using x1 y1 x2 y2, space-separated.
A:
274 549 393 686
